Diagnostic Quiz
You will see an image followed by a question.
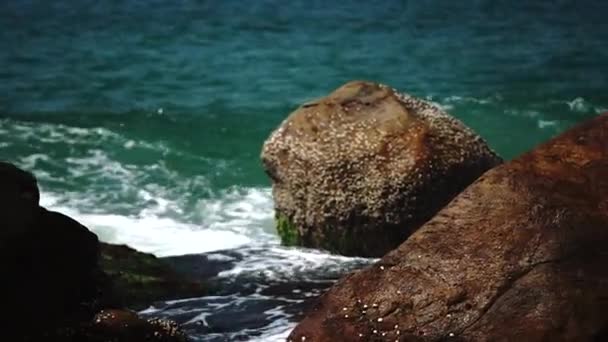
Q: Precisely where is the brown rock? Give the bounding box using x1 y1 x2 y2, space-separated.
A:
288 113 608 341
261 81 501 257
38 309 189 342
84 309 188 342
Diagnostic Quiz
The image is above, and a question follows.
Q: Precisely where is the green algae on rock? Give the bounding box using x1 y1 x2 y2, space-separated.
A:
261 81 502 257
276 212 300 246
100 243 207 310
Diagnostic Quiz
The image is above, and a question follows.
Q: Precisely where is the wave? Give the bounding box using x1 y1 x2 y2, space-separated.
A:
40 186 276 257
564 97 607 114
140 246 374 341
0 117 276 257
214 246 371 282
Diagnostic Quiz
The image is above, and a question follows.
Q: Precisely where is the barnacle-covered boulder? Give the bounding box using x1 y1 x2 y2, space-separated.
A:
289 113 608 341
261 81 501 257
83 309 189 342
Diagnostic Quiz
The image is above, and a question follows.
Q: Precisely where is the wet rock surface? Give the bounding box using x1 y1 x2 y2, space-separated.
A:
289 113 608 341
101 243 207 311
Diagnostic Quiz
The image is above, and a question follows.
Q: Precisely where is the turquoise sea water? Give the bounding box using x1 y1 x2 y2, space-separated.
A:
2 1 608 340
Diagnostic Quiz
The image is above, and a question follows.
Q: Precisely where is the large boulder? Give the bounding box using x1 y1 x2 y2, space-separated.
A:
0 161 200 341
0 162 41 239
0 161 101 333
262 81 501 257
288 113 608 341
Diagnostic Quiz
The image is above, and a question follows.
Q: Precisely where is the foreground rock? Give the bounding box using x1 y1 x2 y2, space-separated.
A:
44 310 188 342
289 113 608 341
101 243 207 310
262 81 501 257
0 162 101 333
0 161 195 341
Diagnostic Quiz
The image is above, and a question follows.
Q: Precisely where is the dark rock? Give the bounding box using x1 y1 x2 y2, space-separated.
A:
261 81 501 257
83 309 188 342
1 206 102 334
0 161 40 239
0 161 198 341
34 310 188 342
289 113 608 341
100 243 207 310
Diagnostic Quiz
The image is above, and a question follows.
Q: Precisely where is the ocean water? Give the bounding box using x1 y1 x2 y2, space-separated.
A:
2 1 607 340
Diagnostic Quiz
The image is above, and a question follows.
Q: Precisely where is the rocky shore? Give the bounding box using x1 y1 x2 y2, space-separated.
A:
5 80 606 341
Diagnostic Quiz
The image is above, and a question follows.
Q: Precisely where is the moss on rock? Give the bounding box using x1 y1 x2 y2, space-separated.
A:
99 243 207 310
276 212 300 246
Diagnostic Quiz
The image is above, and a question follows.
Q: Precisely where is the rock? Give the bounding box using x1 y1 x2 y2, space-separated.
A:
0 161 40 239
261 81 501 257
100 243 207 310
83 309 188 342
37 310 189 342
288 113 608 341
0 162 101 336
1 207 102 334
0 162 198 341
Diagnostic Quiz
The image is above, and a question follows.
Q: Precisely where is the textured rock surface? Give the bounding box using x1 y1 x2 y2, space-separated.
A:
30 310 188 342
82 309 188 342
100 243 207 310
262 81 501 256
289 113 608 341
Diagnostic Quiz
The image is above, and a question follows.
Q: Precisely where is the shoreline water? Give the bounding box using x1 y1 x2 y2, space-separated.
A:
39 183 374 341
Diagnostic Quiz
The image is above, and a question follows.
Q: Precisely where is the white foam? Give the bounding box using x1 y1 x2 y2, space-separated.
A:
5 120 170 154
567 97 590 113
561 97 606 114
39 186 276 257
441 95 494 105
197 187 276 239
13 129 277 258
248 319 294 342
217 246 372 281
538 120 558 129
